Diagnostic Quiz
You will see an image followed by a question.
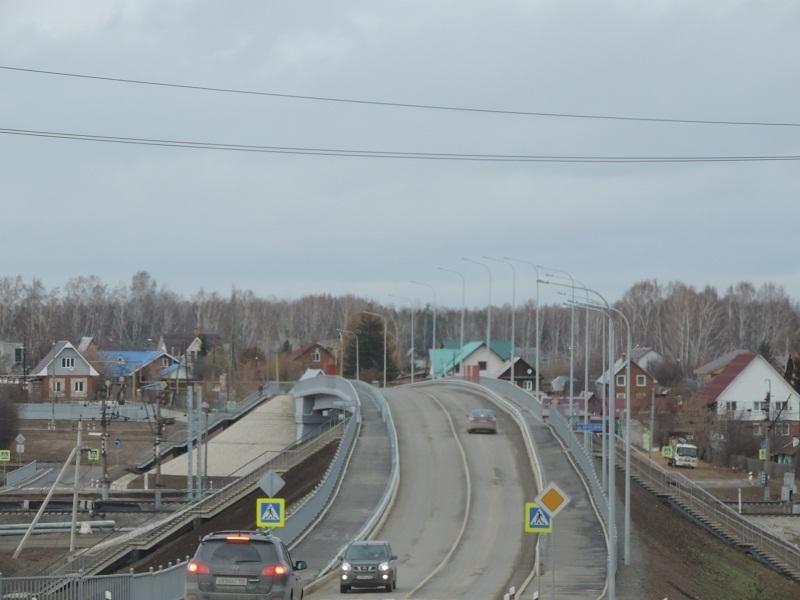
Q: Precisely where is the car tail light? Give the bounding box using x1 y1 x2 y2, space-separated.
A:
262 563 288 576
469 417 475 422
491 417 496 422
187 560 210 575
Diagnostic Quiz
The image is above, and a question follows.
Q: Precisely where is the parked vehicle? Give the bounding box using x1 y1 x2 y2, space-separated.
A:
467 408 497 434
668 439 698 468
339 540 397 593
185 530 306 600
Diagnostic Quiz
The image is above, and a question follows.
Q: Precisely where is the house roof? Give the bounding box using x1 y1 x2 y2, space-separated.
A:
491 356 540 379
430 341 485 377
98 350 175 377
160 332 222 353
698 352 758 404
442 339 510 359
694 349 751 376
31 341 100 377
288 342 333 362
596 357 653 384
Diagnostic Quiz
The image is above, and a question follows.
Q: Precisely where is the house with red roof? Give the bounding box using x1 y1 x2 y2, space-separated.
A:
698 352 800 438
287 342 336 375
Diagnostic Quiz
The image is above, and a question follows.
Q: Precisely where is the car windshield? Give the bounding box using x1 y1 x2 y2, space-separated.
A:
677 446 698 457
199 539 278 564
471 410 493 419
346 545 387 561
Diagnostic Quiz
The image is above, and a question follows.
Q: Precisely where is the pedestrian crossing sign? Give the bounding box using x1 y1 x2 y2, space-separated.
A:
256 498 285 528
0 450 10 462
87 449 100 461
525 502 552 533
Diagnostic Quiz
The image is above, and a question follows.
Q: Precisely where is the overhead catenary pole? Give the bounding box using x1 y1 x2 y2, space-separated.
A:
69 418 83 552
187 386 194 501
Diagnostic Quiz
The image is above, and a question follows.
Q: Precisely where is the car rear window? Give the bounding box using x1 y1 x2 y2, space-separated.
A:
471 410 493 419
198 539 278 564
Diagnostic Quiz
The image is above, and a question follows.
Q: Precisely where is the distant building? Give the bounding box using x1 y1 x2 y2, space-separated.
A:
29 341 100 401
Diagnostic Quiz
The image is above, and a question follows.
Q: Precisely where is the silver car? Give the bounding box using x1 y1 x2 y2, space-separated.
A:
185 530 306 600
339 540 397 593
467 408 497 434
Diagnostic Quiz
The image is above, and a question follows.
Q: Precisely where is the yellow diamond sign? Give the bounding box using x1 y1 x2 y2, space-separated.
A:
535 482 571 518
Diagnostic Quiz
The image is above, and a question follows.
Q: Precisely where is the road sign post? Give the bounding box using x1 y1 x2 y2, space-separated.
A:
256 498 285 528
534 482 572 600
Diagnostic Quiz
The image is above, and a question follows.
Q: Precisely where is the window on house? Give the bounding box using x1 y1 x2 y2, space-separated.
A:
311 350 321 362
636 375 646 386
616 392 626 399
61 357 75 368
15 348 23 362
55 379 63 393
73 380 85 393
161 357 170 367
775 401 789 412
478 361 487 371
753 401 764 412
775 422 790 436
726 401 737 412
524 381 532 391
752 423 763 436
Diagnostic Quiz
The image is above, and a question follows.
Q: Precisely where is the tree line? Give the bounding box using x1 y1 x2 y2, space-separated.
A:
1 272 798 388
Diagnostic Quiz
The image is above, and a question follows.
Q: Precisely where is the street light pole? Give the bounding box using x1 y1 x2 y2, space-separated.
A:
463 258 491 363
363 311 387 388
389 295 415 383
541 279 617 599
573 299 633 567
337 328 360 382
485 257 515 385
410 281 437 378
541 266 576 423
437 267 465 376
506 258 541 400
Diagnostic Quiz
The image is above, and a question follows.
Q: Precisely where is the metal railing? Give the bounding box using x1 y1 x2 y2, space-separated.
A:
626 443 800 579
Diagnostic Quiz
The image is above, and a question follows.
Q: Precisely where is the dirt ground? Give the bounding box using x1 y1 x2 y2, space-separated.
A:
3 426 800 598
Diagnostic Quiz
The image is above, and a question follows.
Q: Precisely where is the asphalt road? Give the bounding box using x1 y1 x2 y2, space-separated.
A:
305 383 537 599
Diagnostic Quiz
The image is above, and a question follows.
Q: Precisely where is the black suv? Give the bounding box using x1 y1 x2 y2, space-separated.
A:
338 540 397 593
185 530 307 600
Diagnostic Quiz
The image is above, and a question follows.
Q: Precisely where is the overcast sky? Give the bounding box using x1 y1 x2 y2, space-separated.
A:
2 1 799 310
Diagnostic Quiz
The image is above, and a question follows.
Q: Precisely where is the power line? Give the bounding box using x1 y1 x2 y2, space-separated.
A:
2 127 799 163
2 65 799 128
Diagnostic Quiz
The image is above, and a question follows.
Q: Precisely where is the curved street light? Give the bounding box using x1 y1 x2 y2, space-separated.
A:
363 311 387 388
336 328 359 382
463 257 491 359
484 257 515 385
410 280 437 378
389 295 415 383
438 266 465 376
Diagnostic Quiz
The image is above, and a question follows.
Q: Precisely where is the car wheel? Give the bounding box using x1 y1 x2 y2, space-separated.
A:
340 584 349 593
385 583 393 592
393 579 397 589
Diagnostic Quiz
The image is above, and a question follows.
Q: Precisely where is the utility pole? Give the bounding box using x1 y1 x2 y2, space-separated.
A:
100 381 110 501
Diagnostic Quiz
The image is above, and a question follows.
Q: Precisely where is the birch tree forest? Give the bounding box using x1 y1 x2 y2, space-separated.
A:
2 272 798 388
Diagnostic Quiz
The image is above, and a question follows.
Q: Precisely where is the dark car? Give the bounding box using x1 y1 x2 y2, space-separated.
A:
185 530 306 600
339 540 397 593
467 408 497 433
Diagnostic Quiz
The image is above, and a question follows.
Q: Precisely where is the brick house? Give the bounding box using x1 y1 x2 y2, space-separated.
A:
30 341 100 401
287 342 336 375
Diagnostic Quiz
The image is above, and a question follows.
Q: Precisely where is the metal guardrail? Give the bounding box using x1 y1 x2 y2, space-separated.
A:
626 443 800 579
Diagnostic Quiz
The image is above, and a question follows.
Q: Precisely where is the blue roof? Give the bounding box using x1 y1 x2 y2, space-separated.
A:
99 350 173 376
